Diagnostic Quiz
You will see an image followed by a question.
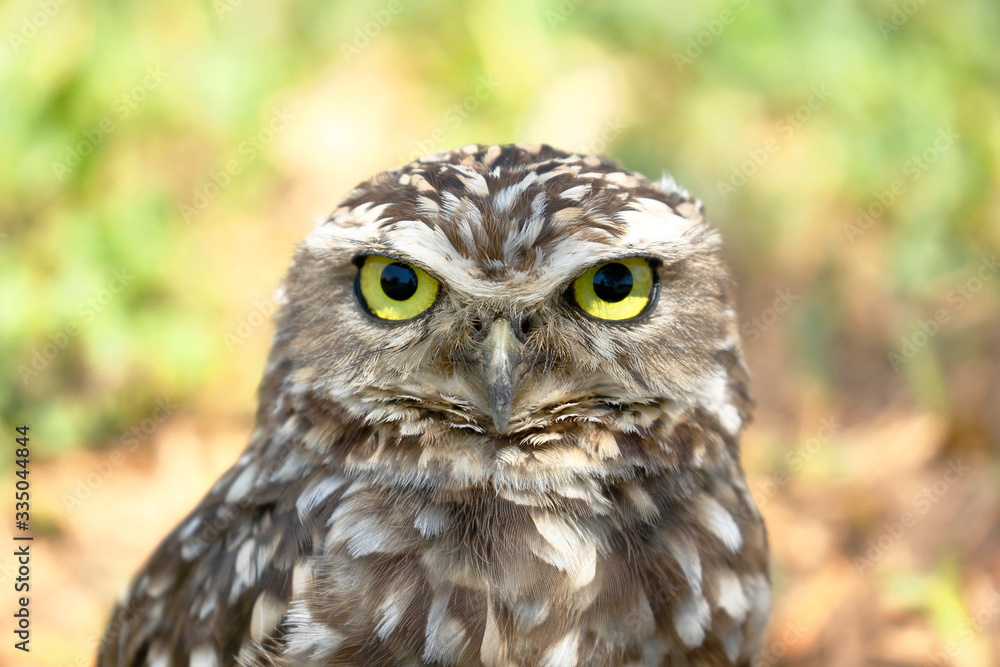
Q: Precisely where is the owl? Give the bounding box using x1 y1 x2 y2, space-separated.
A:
98 144 769 667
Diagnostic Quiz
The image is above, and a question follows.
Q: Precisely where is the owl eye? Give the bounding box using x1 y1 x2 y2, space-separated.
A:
356 255 439 321
570 257 656 321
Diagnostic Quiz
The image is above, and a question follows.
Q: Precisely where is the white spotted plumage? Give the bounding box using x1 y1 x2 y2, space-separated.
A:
99 144 769 666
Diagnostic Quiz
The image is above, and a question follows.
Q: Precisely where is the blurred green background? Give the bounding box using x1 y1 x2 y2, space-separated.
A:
2 0 999 665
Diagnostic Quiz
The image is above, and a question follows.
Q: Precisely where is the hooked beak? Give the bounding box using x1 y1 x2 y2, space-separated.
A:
480 319 525 434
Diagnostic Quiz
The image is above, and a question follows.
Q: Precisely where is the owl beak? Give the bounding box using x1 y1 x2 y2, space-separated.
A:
481 318 525 434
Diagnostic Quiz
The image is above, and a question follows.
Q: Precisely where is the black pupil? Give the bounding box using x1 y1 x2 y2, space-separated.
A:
593 262 633 302
380 262 419 301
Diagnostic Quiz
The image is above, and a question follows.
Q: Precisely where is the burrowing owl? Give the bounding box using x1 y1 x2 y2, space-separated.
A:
99 144 769 666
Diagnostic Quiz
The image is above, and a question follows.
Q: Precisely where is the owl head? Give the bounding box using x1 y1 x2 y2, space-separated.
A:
262 143 750 493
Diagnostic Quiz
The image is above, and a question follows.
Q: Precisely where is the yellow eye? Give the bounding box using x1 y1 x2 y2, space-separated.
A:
571 257 656 321
356 256 439 321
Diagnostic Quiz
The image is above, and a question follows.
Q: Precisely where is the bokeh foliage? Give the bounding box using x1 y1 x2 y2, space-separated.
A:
3 0 1000 665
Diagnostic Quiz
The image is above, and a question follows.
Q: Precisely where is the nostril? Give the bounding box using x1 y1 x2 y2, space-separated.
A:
473 315 531 341
518 316 533 340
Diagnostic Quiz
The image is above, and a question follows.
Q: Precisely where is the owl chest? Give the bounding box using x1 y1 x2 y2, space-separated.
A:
325 491 613 595
314 490 673 663
295 471 770 665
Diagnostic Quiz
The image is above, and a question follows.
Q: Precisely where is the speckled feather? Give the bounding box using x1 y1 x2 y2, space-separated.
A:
98 144 769 667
